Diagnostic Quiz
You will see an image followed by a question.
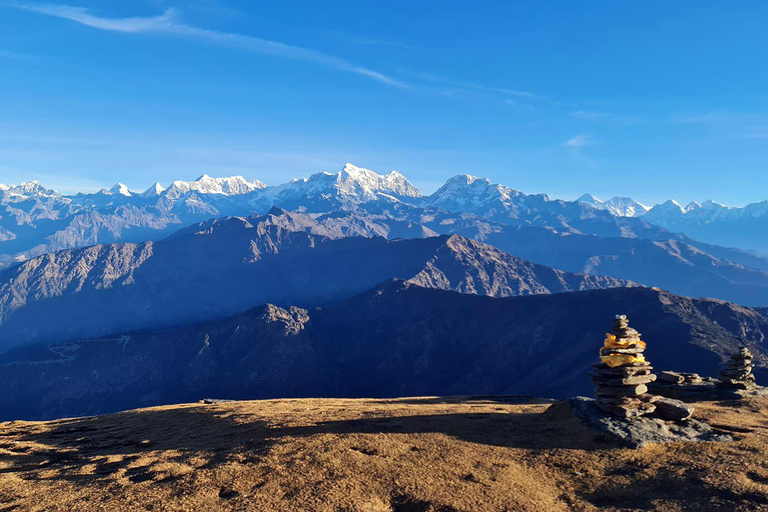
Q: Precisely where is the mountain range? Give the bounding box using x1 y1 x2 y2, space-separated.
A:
0 209 633 351
2 280 765 421
578 193 768 253
3 164 768 307
2 164 767 421
3 163 762 269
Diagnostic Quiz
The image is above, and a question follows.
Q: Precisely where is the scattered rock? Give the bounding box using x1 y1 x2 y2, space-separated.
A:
653 397 694 421
658 371 684 384
569 397 731 448
681 373 703 385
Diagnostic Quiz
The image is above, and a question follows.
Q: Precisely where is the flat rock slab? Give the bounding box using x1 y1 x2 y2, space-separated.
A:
649 382 768 401
568 396 732 449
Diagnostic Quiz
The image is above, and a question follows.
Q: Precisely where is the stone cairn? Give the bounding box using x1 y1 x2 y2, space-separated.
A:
590 315 658 418
717 347 756 389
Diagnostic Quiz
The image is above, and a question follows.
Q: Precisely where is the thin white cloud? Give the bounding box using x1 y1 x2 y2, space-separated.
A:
346 36 418 50
565 134 593 148
5 2 407 88
401 69 550 101
569 110 611 121
0 48 39 60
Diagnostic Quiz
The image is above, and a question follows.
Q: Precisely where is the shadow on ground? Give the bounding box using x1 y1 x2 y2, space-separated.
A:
0 398 605 484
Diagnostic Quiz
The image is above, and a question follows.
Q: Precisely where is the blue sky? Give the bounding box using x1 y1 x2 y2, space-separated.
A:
1 1 767 205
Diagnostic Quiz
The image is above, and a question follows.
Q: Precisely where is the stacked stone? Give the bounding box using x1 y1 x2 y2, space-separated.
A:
717 347 756 389
590 315 658 418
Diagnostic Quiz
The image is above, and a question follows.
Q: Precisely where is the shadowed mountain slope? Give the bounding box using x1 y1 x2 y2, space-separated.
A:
2 281 766 420
0 210 631 350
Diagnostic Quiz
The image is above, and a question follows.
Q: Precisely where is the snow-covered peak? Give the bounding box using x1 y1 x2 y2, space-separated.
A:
605 197 649 217
644 199 687 223
659 199 685 211
425 174 525 210
443 174 489 187
4 181 60 198
334 163 421 199
109 183 132 197
141 182 166 198
165 174 266 198
743 200 768 218
577 194 649 217
577 193 604 205
701 199 727 210
685 201 701 211
262 164 422 207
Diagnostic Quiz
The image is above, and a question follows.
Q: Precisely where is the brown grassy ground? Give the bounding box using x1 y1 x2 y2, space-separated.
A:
2 396 768 511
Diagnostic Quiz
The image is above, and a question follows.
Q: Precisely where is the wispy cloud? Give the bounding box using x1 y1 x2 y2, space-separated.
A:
569 110 611 121
564 134 598 168
5 2 407 88
346 36 417 50
0 48 40 60
565 134 593 148
401 69 550 101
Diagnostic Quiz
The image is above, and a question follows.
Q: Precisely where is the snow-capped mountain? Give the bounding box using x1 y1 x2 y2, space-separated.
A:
640 198 768 253
644 199 688 220
1 163 767 278
109 183 133 197
141 182 166 198
577 194 650 218
0 181 59 198
422 174 527 214
165 174 266 199
420 174 668 240
254 163 421 212
572 190 768 253
0 165 423 269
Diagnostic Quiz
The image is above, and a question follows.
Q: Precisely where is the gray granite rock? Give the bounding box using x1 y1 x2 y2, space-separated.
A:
595 383 648 397
569 396 732 448
653 397 694 421
658 371 684 384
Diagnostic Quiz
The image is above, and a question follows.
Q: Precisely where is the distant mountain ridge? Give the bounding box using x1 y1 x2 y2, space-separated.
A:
577 193 768 253
0 163 697 270
577 194 650 218
0 209 634 350
2 281 766 421
0 164 421 269
3 165 768 307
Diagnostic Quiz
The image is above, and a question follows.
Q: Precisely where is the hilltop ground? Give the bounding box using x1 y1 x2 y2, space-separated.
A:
2 396 768 511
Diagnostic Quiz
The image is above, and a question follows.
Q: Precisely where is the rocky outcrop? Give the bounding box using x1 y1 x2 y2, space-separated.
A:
569 397 729 448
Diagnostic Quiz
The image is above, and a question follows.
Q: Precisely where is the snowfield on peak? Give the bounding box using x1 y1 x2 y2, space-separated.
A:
164 174 266 198
423 174 526 212
577 194 650 218
1 162 767 272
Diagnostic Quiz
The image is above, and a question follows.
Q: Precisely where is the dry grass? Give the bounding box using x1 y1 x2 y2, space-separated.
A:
2 396 768 511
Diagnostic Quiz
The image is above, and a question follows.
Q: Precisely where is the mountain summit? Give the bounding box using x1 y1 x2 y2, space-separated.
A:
577 194 650 217
254 163 422 212
164 174 266 198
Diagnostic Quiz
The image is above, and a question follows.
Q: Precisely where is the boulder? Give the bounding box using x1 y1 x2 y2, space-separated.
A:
653 397 694 421
569 397 732 448
658 371 684 384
